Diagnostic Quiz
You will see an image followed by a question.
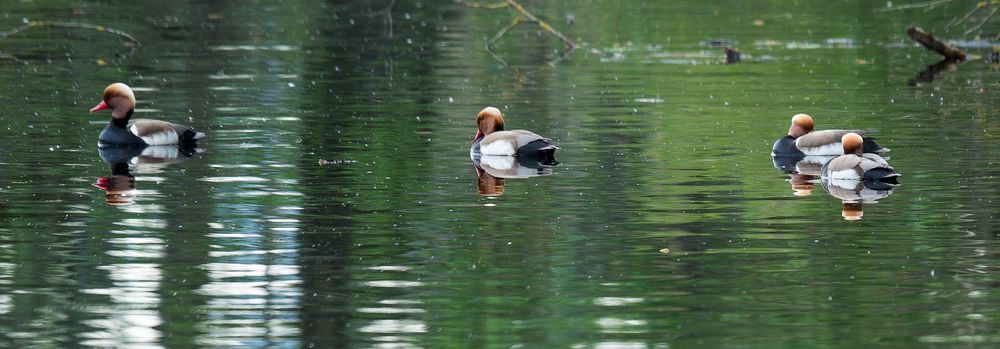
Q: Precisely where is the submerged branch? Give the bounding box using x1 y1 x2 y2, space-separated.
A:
946 2 985 29
457 1 511 10
459 0 576 66
962 6 997 35
0 21 139 63
367 0 396 37
0 21 141 47
906 26 967 60
877 0 955 12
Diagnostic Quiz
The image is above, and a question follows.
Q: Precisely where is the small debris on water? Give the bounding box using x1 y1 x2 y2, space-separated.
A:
724 47 741 64
319 159 357 166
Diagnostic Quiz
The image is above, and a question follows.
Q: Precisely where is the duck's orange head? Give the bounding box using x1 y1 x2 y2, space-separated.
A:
788 113 814 138
789 174 814 196
90 83 136 119
841 133 864 155
474 107 504 142
842 202 863 221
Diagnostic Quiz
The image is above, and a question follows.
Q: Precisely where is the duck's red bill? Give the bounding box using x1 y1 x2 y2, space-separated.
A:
90 100 108 112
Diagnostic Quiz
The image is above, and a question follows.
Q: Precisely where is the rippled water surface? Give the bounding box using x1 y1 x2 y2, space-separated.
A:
1 1 998 348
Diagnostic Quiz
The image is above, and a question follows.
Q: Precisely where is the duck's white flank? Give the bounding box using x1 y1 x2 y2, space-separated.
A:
798 142 843 156
132 126 179 145
480 140 516 156
480 154 514 169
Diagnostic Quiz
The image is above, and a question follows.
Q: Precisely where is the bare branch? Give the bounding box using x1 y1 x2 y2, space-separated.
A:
907 26 967 60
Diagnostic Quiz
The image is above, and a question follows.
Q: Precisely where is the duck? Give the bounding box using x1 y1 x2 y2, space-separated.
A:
89 83 204 146
471 107 558 160
821 133 900 186
772 114 887 156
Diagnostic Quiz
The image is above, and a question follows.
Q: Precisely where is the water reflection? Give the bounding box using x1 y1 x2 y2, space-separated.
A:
909 58 961 86
472 155 557 196
820 176 898 221
94 146 198 205
771 155 835 196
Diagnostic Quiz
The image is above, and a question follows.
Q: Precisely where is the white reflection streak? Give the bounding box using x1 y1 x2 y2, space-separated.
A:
201 263 300 279
0 263 11 314
592 342 649 349
199 206 303 346
359 320 427 334
358 266 427 348
595 317 648 334
594 297 644 306
82 263 164 347
362 280 424 288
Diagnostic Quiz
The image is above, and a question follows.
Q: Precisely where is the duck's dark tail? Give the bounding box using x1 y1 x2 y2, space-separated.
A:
517 139 559 165
864 168 900 185
862 137 889 153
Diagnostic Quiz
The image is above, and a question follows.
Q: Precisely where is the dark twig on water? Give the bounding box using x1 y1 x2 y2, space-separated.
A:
458 0 576 67
724 47 741 64
905 26 971 85
906 26 967 61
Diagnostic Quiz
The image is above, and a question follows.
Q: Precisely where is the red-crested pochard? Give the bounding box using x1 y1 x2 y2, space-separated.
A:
772 114 887 156
90 83 204 146
471 107 558 159
821 133 900 185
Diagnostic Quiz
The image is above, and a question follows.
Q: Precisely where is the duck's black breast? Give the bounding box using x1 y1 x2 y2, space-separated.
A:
771 136 804 156
99 124 145 146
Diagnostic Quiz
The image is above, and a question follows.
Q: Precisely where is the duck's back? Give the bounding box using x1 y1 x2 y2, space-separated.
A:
795 130 864 155
859 153 889 168
480 130 547 156
129 119 202 145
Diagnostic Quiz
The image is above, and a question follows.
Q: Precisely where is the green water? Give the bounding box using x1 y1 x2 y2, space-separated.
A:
0 0 997 348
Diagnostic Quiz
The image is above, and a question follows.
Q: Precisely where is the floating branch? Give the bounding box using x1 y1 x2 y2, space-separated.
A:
0 21 140 62
906 26 967 60
458 0 576 66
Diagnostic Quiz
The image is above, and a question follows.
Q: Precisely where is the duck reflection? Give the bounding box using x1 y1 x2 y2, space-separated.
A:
472 154 557 197
771 154 835 196
820 176 897 221
94 161 136 205
94 145 198 205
